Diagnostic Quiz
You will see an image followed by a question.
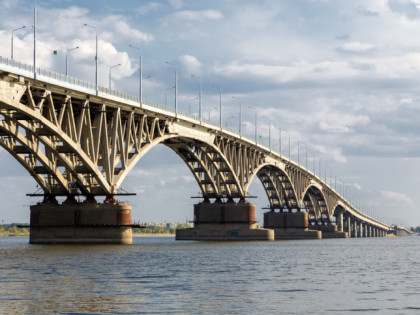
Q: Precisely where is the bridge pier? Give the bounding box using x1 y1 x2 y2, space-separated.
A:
29 197 133 244
336 212 344 232
176 200 274 241
352 220 358 238
264 211 321 239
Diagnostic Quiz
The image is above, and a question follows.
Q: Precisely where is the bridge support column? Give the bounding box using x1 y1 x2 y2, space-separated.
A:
368 226 372 237
176 201 274 241
264 211 321 239
346 216 351 236
364 224 368 237
359 222 363 238
337 212 344 232
352 220 358 238
29 201 133 244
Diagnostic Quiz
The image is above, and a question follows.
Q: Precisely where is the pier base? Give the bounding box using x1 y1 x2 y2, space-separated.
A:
29 202 133 244
312 224 348 238
176 201 274 241
264 212 321 239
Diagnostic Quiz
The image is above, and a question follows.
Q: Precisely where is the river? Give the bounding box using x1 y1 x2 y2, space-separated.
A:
0 236 419 314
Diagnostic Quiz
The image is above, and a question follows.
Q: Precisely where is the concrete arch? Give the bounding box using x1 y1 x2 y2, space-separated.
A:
248 163 299 210
301 185 330 223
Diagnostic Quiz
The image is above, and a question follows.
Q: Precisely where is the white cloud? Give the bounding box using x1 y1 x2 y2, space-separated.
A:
168 0 183 9
401 97 413 104
337 42 376 53
182 175 195 182
172 9 223 21
179 54 203 75
380 190 415 207
136 2 162 15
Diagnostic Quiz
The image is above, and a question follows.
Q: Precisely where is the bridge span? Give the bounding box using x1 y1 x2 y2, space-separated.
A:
0 57 392 243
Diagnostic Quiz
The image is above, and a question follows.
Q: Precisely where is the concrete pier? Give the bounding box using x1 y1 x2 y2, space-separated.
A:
176 201 274 241
313 224 348 238
264 212 321 239
30 202 133 244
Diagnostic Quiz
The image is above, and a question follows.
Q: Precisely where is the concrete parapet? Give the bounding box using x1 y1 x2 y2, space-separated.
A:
29 202 133 244
176 202 274 241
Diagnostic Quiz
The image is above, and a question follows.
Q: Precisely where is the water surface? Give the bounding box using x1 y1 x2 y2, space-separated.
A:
0 236 419 314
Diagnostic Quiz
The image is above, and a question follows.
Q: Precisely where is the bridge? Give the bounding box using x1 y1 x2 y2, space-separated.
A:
0 56 393 243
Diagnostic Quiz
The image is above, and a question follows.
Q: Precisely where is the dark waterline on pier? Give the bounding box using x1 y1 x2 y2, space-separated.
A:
1 236 419 314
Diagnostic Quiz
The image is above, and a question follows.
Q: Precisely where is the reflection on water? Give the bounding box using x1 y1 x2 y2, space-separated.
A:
1 236 420 314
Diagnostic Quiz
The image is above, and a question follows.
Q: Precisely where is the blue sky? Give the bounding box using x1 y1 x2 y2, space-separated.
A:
0 0 419 226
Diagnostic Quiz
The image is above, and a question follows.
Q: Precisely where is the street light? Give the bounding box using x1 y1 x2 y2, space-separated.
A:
109 63 121 90
232 96 242 136
65 46 79 76
83 23 98 93
33 0 37 78
191 74 202 121
208 106 218 120
166 62 177 113
212 84 222 127
11 26 26 60
262 115 271 149
129 44 143 103
248 106 257 142
225 115 235 127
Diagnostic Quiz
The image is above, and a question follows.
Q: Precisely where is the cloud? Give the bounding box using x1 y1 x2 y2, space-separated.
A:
388 0 420 19
179 54 203 75
172 9 223 21
136 2 162 15
337 42 376 53
168 0 184 9
380 190 415 207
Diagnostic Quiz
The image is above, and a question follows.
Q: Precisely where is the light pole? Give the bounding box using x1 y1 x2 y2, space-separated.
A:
225 115 235 127
129 44 143 103
248 106 257 142
191 74 202 121
11 26 25 60
65 46 79 76
33 0 36 78
232 97 242 136
212 84 222 127
262 115 271 149
166 62 177 113
208 107 218 120
109 63 121 90
83 23 98 94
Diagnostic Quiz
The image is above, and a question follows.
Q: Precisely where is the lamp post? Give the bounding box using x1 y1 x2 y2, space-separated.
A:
109 63 121 90
212 85 222 127
262 115 271 149
83 23 98 94
208 107 218 120
225 115 235 127
129 44 143 103
11 26 26 60
191 74 202 121
33 0 36 78
166 62 177 113
232 96 242 136
65 46 79 76
248 106 257 142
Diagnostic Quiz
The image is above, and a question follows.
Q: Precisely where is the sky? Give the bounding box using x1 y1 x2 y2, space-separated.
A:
0 0 419 226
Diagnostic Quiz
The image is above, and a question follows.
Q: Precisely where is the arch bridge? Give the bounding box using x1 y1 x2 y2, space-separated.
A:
0 58 390 242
